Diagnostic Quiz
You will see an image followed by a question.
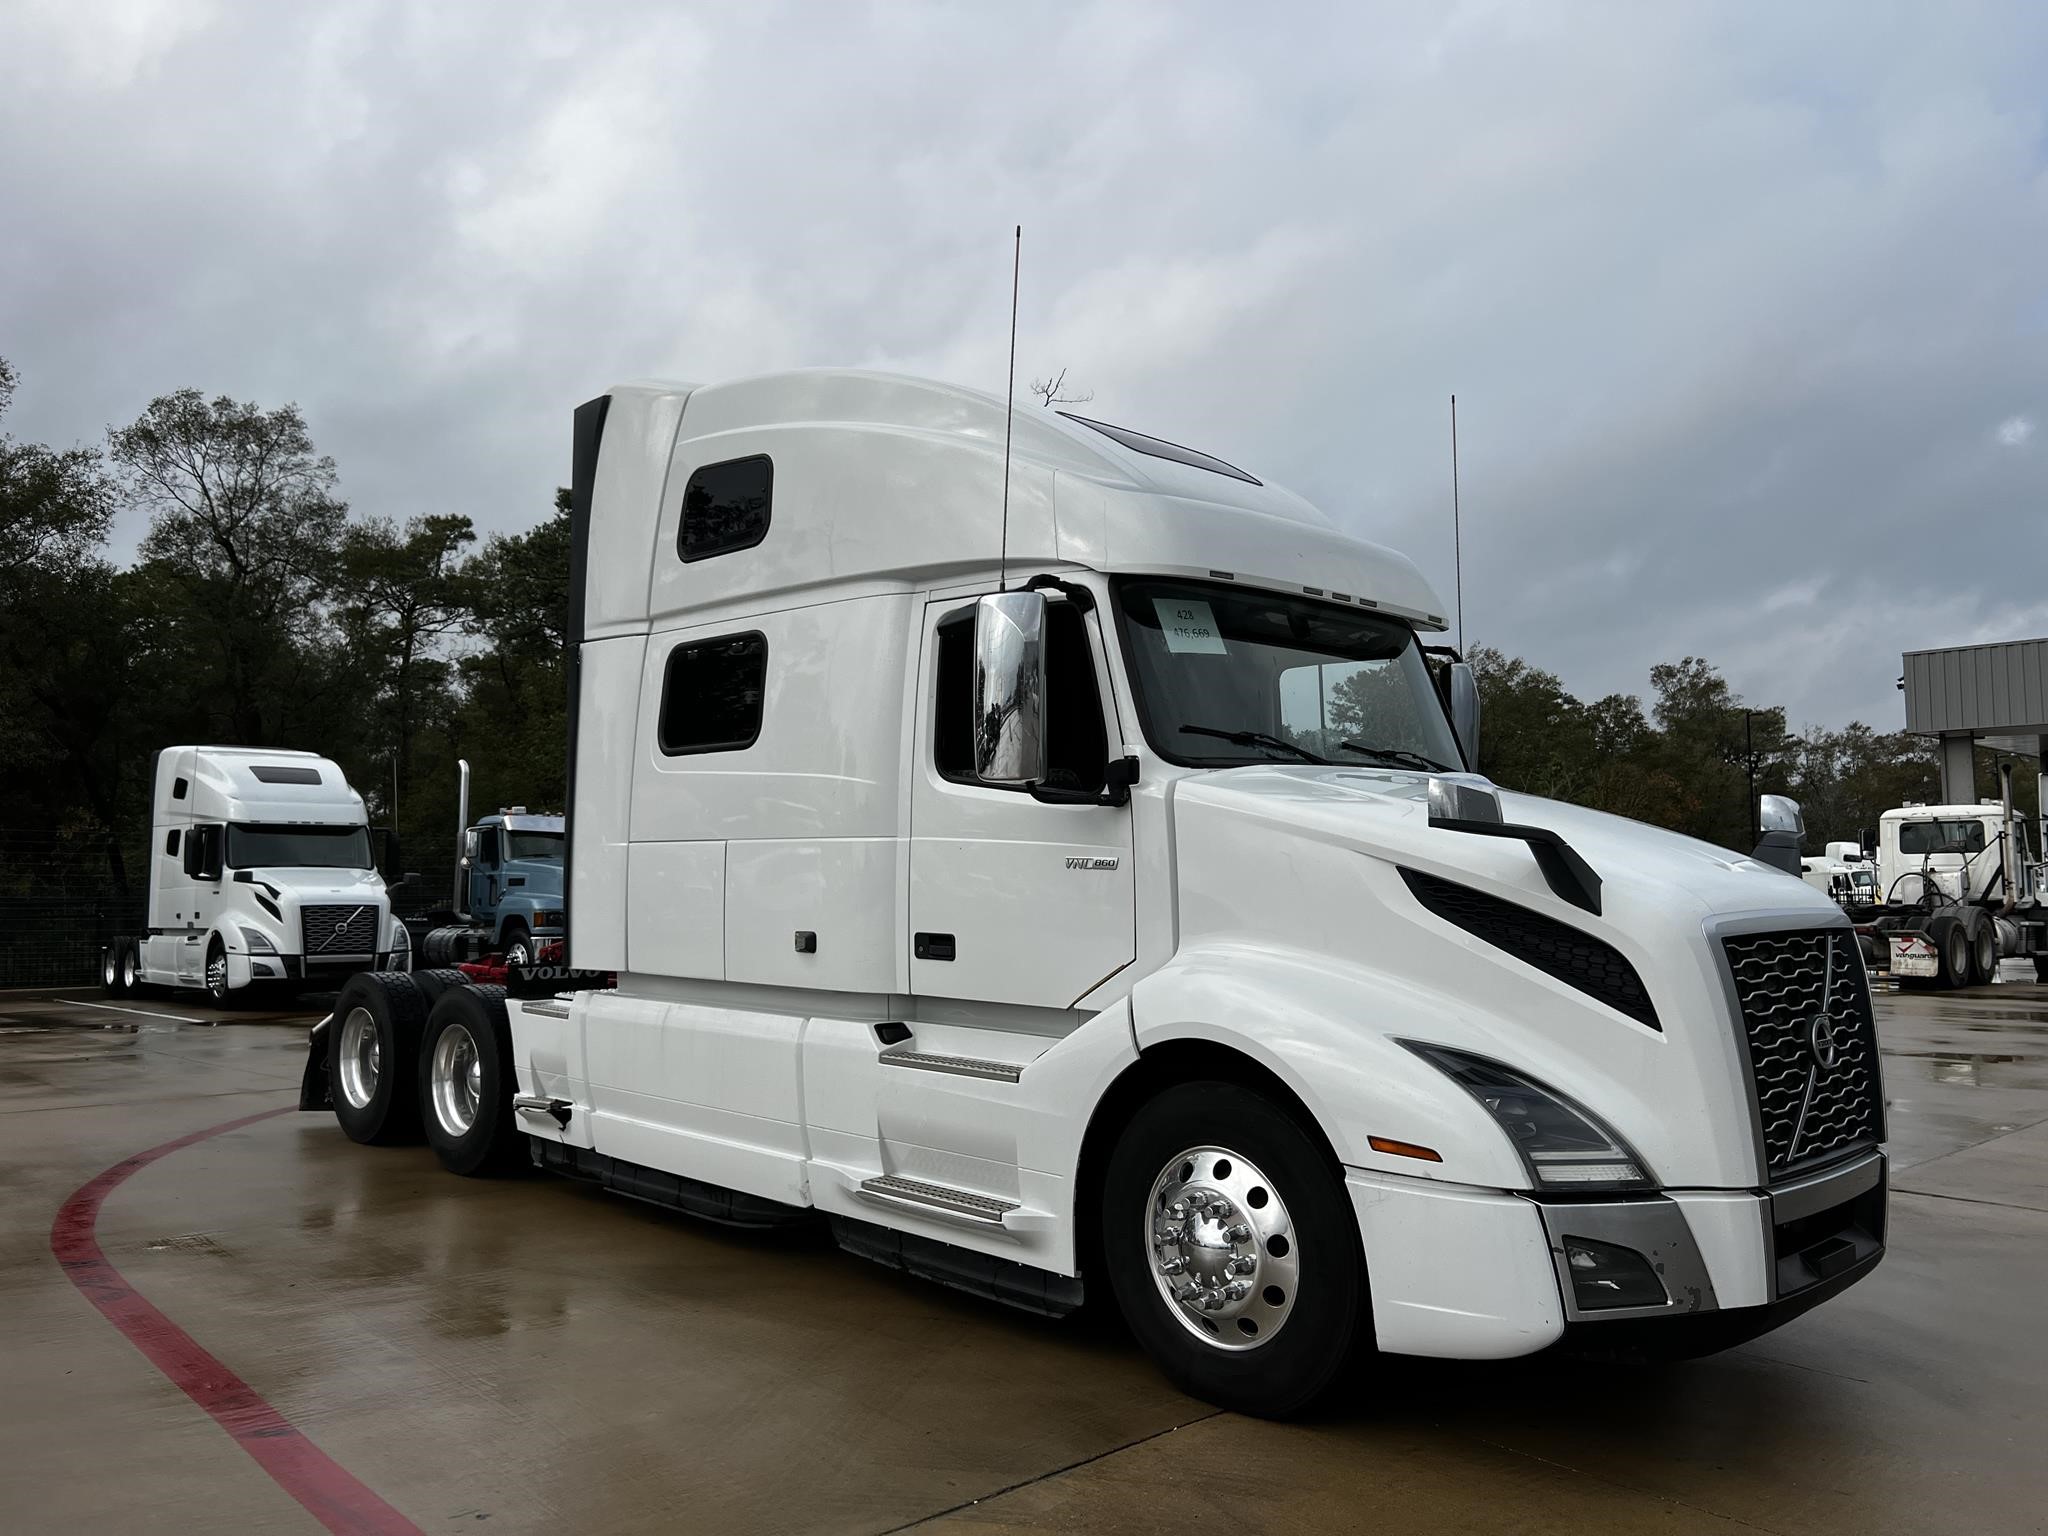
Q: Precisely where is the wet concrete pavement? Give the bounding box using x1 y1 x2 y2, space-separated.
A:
2 979 2043 1535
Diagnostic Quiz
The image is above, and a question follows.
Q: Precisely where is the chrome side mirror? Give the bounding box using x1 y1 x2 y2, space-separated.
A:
1758 794 1804 837
973 590 1048 786
1447 661 1481 767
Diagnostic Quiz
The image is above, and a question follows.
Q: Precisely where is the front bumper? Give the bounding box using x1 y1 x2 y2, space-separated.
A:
1346 1150 1887 1360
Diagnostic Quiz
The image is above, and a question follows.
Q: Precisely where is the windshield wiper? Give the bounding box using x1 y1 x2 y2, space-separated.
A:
1337 741 1451 772
1180 725 1327 764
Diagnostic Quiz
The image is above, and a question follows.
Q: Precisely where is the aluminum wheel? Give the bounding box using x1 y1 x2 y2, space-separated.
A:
336 1005 382 1110
1146 1144 1302 1351
122 949 138 988
103 948 117 987
205 949 229 999
430 1021 482 1137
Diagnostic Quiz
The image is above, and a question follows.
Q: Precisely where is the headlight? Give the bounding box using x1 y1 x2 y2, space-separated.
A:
390 921 410 953
1401 1043 1654 1190
238 926 276 953
536 909 564 929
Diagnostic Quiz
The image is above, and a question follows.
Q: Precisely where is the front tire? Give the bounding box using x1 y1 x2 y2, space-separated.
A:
204 940 232 1007
500 921 532 969
419 985 524 1176
328 972 427 1145
1100 1080 1365 1418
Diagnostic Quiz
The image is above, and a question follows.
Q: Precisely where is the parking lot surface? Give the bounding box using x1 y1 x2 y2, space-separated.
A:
3 978 2044 1535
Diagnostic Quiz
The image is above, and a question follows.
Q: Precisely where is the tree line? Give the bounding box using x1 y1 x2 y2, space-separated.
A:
1 357 2027 908
1 359 568 900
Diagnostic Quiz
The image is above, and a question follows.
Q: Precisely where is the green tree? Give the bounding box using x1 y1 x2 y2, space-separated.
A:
109 390 347 743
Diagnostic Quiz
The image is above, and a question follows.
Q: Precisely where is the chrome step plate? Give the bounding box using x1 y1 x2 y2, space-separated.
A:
859 1173 1019 1224
876 1046 1022 1083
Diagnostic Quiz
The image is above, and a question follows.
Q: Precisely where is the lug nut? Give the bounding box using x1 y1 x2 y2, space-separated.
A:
1229 1255 1257 1275
1225 1222 1252 1243
1159 1256 1188 1275
1164 1202 1188 1221
1224 1280 1253 1302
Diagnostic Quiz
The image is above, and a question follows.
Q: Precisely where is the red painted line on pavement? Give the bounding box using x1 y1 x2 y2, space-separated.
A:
51 1105 426 1536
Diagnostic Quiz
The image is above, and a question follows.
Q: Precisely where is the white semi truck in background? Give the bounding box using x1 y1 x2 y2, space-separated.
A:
307 371 1888 1416
1847 781 2048 987
102 746 413 1004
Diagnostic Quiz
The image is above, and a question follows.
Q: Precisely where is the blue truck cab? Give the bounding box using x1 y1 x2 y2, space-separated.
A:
459 810 565 965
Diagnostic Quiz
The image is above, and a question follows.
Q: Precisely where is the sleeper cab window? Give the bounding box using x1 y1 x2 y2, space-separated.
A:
172 776 189 799
659 632 768 755
164 829 181 855
678 455 772 562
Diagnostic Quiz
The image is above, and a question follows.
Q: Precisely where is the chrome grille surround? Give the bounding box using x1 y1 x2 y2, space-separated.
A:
1720 925 1885 1181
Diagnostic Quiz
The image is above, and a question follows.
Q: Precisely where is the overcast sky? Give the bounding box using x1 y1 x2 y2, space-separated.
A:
3 1 2043 730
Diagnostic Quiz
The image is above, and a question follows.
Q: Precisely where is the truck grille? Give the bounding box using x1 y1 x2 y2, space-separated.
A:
1721 928 1884 1180
301 904 379 958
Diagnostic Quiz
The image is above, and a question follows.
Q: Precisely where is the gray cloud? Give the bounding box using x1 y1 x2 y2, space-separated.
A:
3 0 2043 730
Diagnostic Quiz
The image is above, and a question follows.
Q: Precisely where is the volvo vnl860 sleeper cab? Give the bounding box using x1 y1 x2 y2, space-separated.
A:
104 746 412 1003
309 372 1887 1415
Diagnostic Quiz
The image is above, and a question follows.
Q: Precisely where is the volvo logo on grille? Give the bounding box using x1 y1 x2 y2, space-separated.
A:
316 905 371 954
1808 1013 1843 1070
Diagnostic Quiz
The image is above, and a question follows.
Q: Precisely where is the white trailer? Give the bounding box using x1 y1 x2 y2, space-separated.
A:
309 372 1887 1415
103 746 412 1004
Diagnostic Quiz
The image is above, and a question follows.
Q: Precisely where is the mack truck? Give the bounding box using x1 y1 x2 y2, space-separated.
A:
416 760 565 968
103 746 413 1003
1846 773 2048 987
306 371 1888 1417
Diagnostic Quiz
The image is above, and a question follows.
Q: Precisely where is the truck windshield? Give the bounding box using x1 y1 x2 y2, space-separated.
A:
1898 820 1987 856
506 831 564 860
1113 578 1464 769
227 823 373 869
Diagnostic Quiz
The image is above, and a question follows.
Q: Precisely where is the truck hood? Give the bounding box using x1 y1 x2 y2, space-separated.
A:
242 869 388 902
505 862 564 897
1170 764 1839 927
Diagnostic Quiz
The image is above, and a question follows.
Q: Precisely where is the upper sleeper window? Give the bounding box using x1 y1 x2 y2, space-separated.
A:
172 776 189 799
659 632 768 755
250 764 321 785
679 455 773 562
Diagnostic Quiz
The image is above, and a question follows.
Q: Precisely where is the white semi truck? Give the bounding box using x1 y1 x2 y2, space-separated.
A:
103 746 413 1004
308 372 1887 1415
1847 785 2048 987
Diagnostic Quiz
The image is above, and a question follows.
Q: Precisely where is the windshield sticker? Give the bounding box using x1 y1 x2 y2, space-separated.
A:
1159 598 1227 655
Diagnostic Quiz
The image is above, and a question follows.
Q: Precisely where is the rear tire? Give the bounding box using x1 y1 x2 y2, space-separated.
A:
1932 916 1969 989
1968 914 1998 985
328 972 428 1145
1100 1079 1365 1418
102 938 133 997
419 985 525 1176
411 967 471 1011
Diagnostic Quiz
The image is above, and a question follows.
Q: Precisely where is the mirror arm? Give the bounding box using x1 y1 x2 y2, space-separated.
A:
1021 573 1095 612
1027 755 1138 809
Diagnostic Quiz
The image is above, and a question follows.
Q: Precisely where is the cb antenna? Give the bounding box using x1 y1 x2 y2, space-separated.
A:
1450 392 1464 653
999 224 1020 592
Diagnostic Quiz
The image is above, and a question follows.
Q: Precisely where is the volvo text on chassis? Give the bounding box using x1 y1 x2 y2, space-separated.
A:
304 371 1887 1417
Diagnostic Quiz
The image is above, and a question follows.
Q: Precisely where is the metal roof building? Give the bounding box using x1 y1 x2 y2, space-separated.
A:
1900 637 2048 803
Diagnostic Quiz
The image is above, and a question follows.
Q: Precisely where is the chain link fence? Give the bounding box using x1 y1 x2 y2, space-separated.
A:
0 829 145 988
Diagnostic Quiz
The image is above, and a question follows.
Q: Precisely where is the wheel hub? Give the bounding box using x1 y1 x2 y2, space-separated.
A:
431 1023 482 1136
337 1006 381 1110
1146 1145 1300 1350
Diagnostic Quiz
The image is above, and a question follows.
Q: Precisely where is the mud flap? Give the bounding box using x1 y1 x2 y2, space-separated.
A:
298 1014 333 1111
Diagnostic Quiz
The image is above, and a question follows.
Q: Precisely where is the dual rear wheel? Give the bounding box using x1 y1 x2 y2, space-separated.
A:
327 972 523 1174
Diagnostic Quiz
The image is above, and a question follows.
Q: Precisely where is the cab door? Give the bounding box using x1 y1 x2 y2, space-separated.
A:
907 591 1135 1009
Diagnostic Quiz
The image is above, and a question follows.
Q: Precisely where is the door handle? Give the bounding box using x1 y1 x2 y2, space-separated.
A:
914 932 956 961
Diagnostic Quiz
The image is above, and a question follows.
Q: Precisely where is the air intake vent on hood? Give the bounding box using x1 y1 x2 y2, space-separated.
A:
1399 868 1659 1030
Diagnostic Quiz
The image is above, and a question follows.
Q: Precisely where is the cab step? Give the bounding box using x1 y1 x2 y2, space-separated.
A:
876 1046 1022 1083
858 1173 1018 1225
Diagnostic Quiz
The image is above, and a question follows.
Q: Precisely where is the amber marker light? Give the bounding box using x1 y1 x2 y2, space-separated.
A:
1367 1135 1443 1162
